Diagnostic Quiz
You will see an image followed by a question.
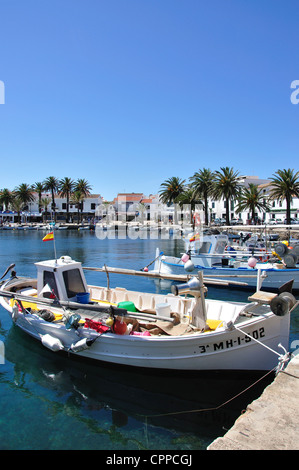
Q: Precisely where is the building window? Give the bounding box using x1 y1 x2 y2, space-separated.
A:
62 203 66 210
91 203 96 210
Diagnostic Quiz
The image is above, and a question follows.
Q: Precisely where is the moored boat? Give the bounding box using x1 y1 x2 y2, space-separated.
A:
152 231 299 292
0 256 297 372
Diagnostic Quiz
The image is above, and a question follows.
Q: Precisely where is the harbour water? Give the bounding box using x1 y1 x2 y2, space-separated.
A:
0 229 298 450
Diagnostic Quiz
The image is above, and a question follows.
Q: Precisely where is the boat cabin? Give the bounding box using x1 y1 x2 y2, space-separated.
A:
35 256 88 302
185 231 228 267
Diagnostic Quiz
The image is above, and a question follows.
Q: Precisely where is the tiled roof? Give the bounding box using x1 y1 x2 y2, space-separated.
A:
116 193 144 202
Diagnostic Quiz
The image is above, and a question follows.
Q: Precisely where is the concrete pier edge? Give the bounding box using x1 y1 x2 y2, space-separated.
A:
207 354 299 450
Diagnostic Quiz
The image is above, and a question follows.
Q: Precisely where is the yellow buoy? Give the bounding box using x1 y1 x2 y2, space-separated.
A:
106 316 114 327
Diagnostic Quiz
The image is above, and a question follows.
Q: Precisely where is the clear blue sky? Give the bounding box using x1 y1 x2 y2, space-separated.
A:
0 0 298 201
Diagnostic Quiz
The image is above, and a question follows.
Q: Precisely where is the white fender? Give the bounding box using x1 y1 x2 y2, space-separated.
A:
41 334 64 352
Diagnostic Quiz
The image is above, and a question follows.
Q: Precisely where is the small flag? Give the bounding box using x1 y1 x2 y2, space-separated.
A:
42 232 54 242
189 233 200 242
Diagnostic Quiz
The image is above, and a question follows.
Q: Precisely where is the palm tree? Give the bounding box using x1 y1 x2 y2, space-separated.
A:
175 186 202 226
14 183 35 211
136 202 146 224
32 182 45 214
235 183 270 224
159 177 186 225
159 177 186 205
269 169 299 224
43 176 59 221
189 168 214 225
10 196 23 224
41 197 51 223
0 188 14 210
212 167 241 225
71 190 85 223
59 177 75 222
74 178 92 221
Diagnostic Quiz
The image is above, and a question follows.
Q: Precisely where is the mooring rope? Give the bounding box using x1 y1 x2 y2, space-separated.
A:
139 366 282 419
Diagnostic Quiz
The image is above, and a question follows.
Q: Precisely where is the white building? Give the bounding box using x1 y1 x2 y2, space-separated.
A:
209 175 299 225
15 193 103 223
3 178 298 227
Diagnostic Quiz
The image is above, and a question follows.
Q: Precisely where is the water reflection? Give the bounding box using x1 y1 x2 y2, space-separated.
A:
0 230 293 450
1 326 274 450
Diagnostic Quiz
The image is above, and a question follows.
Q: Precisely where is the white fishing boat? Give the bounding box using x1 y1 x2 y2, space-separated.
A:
152 231 299 292
0 255 297 372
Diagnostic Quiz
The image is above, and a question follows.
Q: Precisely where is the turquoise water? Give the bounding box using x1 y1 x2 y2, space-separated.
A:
0 230 298 451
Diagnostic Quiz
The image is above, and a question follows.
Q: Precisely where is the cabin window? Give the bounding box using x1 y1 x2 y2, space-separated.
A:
215 241 227 253
199 241 212 254
63 269 85 298
43 271 59 299
193 241 211 255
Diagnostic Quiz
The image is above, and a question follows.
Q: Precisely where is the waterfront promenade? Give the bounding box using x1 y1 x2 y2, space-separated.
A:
1 220 299 235
208 354 299 450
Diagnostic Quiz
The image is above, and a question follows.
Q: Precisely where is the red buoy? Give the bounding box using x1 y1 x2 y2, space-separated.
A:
114 319 127 335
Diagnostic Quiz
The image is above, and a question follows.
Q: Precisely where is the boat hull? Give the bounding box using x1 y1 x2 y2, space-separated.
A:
3 302 290 372
0 256 292 373
156 258 299 292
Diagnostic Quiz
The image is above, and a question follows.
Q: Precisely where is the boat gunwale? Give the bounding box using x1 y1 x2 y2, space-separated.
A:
0 277 278 342
160 258 299 273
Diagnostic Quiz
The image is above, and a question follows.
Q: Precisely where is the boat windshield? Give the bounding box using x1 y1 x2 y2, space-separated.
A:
215 240 227 253
193 241 211 255
43 271 59 299
192 239 227 256
62 268 86 298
